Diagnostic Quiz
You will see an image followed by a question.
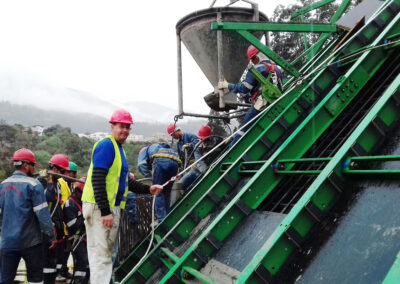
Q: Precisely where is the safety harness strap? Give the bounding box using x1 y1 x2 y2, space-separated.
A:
151 153 182 165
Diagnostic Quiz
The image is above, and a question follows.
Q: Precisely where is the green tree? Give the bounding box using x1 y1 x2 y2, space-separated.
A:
270 0 342 71
208 110 229 137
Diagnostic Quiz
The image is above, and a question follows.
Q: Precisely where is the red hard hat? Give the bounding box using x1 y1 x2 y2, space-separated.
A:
49 154 70 170
109 109 134 124
12 148 36 164
75 177 86 192
247 45 259 60
198 125 212 139
167 124 180 135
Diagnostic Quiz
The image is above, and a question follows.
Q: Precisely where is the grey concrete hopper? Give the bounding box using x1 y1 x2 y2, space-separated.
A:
176 7 268 87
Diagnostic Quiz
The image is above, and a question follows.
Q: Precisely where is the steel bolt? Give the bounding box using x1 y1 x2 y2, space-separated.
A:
341 98 345 102
337 93 341 97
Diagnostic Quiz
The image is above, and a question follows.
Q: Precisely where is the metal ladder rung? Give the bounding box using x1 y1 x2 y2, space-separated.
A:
254 264 274 284
205 234 223 250
284 226 304 248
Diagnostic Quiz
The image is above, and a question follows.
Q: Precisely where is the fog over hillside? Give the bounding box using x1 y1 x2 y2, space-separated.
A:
0 68 209 134
0 102 206 135
0 68 201 123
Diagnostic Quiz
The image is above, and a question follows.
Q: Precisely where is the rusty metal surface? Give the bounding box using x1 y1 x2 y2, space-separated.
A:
115 194 153 263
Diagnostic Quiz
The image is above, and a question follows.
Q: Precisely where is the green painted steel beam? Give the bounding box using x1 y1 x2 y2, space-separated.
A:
383 251 400 284
238 74 400 283
278 157 332 163
348 155 400 161
291 0 336 19
275 170 323 174
237 30 301 77
301 15 309 52
159 10 400 283
181 266 217 284
344 169 400 174
211 22 337 33
160 247 179 263
330 0 352 24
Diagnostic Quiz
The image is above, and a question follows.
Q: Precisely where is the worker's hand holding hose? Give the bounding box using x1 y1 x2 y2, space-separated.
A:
218 79 229 90
102 214 114 228
149 185 163 195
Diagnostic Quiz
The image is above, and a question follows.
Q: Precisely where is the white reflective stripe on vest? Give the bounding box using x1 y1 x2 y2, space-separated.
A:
67 218 77 227
74 271 87 277
43 268 57 273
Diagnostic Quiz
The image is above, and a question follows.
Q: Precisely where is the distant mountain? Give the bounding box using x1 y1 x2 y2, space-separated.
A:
0 101 206 136
0 68 183 123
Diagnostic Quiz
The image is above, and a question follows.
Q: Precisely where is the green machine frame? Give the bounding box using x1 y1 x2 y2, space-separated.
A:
115 1 400 283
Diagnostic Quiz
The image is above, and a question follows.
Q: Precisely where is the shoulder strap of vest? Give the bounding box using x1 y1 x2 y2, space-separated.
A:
261 61 275 72
69 196 83 215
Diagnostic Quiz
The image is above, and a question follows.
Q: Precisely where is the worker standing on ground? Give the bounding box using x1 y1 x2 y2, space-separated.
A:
180 125 228 192
64 178 89 284
56 160 78 281
138 143 181 221
219 45 283 147
42 154 70 284
81 109 163 284
167 124 199 167
0 149 56 283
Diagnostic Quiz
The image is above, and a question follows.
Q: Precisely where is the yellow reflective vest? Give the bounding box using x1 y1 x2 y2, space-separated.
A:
82 135 129 209
58 178 70 208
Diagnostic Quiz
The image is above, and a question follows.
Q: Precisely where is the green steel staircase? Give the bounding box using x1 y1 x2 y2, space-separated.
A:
115 1 400 283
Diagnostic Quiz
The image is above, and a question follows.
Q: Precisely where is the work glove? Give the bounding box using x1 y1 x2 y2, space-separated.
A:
39 169 48 177
218 80 229 90
182 143 191 152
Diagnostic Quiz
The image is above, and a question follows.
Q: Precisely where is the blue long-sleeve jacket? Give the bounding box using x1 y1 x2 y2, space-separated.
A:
177 133 199 163
228 60 283 100
138 143 181 178
0 171 55 250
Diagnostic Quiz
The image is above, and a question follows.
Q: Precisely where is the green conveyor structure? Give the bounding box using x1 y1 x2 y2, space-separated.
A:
115 0 400 283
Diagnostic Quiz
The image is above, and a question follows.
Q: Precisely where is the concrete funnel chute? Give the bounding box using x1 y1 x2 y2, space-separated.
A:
176 7 268 87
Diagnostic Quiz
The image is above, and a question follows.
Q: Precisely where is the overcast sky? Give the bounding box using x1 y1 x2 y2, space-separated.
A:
0 0 298 115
